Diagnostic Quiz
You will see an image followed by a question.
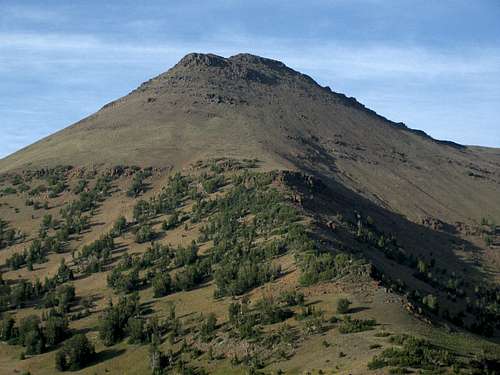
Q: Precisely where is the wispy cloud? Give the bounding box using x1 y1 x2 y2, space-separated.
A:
0 33 100 50
2 32 499 79
1 5 64 23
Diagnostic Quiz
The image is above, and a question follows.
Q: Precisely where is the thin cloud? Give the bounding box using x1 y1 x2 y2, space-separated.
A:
0 5 64 23
0 33 102 50
1 32 499 79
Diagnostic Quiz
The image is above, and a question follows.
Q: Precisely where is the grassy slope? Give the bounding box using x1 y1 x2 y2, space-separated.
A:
0 160 499 375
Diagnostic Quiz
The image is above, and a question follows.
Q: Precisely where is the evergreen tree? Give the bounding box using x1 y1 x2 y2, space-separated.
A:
44 315 69 347
55 334 95 371
152 272 172 298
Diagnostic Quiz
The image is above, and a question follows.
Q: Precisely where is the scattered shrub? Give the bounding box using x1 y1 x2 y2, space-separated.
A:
338 316 376 334
135 224 155 244
337 298 351 314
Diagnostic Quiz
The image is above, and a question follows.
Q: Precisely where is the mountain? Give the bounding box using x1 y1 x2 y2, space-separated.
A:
0 53 499 374
2 53 499 224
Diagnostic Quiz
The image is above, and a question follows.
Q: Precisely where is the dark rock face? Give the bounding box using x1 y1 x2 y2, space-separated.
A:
229 53 288 69
176 53 229 68
170 53 287 87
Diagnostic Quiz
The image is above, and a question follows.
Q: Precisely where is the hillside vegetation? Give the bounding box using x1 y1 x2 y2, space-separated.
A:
0 159 498 374
0 53 499 374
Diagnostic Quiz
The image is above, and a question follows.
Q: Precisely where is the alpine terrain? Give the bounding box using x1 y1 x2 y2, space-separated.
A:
0 53 499 375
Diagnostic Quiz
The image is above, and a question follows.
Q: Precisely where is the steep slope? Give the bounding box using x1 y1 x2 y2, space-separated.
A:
1 53 499 225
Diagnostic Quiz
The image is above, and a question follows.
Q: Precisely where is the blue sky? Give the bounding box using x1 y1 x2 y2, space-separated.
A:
1 1 499 158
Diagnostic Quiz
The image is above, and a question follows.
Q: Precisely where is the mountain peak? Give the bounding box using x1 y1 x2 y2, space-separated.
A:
169 52 307 84
175 52 289 71
151 52 297 92
229 53 288 70
176 52 228 68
